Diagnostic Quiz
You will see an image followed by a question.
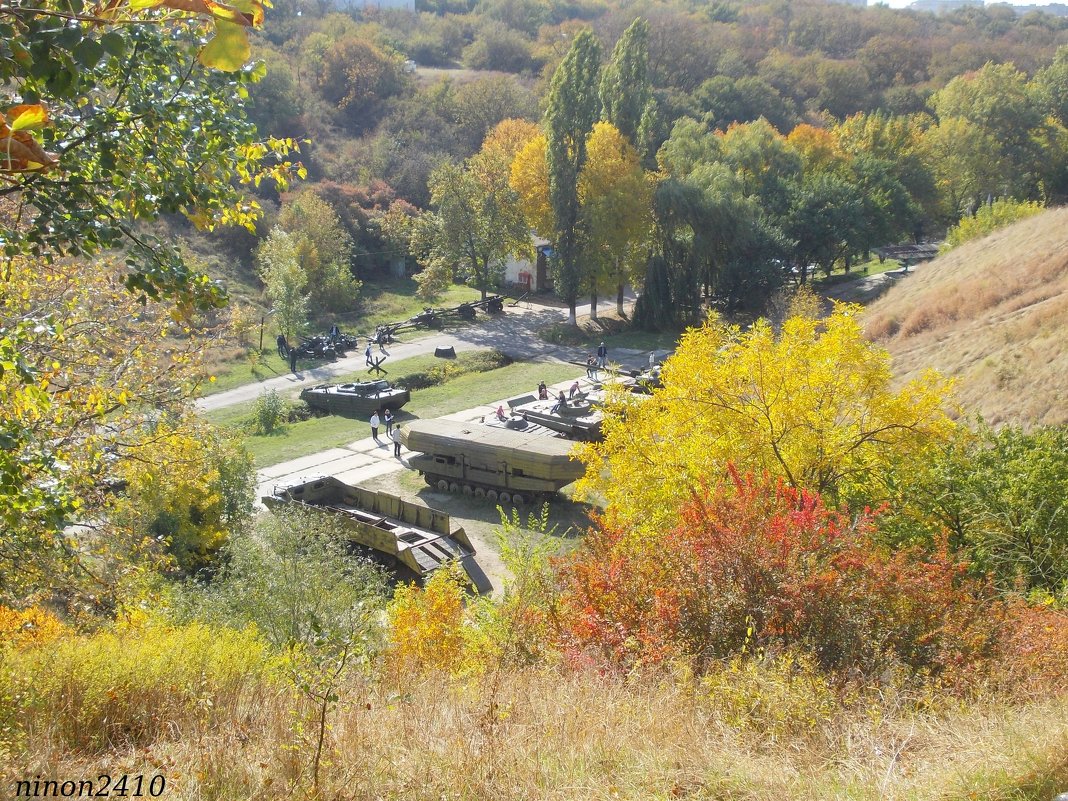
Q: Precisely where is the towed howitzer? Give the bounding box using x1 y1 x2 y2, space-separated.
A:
375 294 509 340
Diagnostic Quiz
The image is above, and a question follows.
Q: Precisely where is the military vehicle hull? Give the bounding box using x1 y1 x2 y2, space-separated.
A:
300 380 410 417
399 418 584 505
507 393 603 441
262 477 488 591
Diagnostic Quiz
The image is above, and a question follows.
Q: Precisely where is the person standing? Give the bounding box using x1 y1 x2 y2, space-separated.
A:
569 380 580 399
597 341 608 369
538 381 548 400
365 341 373 367
370 410 380 440
276 334 289 360
585 355 595 379
289 343 298 373
383 408 394 436
391 425 402 458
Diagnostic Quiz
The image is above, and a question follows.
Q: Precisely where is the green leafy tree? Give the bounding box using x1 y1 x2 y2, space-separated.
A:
411 155 531 300
929 62 1049 203
879 425 1068 596
781 172 865 280
599 18 650 151
0 1 300 596
257 227 310 342
545 29 602 325
279 193 361 313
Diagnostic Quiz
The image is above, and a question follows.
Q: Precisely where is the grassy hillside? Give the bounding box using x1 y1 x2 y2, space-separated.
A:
865 206 1068 427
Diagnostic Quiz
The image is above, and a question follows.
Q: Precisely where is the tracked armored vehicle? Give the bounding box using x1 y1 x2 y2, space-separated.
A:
399 418 584 505
506 392 604 441
262 477 489 591
300 380 410 417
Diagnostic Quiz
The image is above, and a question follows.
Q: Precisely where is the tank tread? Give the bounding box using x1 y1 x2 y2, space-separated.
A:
422 473 543 506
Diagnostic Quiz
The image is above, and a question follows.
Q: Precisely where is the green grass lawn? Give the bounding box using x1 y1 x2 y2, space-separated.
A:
206 354 585 468
811 257 903 288
200 277 484 395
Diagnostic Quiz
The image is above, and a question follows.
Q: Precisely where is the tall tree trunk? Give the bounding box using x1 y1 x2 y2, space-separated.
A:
590 288 598 321
617 281 626 316
568 302 577 326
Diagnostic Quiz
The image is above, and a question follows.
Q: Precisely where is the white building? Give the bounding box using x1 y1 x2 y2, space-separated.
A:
503 236 552 294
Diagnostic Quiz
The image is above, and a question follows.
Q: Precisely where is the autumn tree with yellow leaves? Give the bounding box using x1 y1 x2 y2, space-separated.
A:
576 303 958 533
2 0 296 605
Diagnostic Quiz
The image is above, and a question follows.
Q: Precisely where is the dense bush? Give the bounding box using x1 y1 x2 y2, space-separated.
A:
401 349 512 389
941 198 1044 251
555 471 999 679
182 508 390 652
0 613 272 752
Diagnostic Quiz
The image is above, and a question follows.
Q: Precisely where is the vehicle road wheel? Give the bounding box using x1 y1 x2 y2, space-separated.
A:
474 487 486 499
486 489 498 502
449 482 460 493
512 493 526 507
498 492 511 505
437 479 449 492
424 474 437 487
462 484 473 496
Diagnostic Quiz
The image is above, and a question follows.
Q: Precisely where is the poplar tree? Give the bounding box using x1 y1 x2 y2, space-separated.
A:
599 18 650 151
545 30 602 325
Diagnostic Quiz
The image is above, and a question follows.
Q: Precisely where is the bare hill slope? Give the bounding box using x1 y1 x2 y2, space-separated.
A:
865 206 1068 427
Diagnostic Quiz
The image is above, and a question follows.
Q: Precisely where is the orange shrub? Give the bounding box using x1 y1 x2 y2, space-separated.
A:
554 471 999 680
385 565 468 674
0 605 65 649
993 601 1068 697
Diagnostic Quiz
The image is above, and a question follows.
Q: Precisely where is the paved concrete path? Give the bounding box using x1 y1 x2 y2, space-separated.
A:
198 294 637 412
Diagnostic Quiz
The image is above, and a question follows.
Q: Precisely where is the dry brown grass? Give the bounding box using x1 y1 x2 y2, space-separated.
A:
865 206 1068 427
7 666 1068 801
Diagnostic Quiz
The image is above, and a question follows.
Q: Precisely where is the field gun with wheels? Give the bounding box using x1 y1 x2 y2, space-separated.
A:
372 294 510 341
399 418 585 506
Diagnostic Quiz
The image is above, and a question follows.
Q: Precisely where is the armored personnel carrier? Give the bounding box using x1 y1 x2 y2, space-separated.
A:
262 477 488 591
300 380 410 417
399 418 584 505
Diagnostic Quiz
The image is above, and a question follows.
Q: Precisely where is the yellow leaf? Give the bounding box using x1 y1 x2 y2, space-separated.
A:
8 104 49 131
198 20 251 71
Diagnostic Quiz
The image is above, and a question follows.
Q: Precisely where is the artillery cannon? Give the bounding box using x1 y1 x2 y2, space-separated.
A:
374 294 509 341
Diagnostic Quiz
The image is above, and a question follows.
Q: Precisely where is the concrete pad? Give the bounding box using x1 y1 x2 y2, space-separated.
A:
333 460 405 486
258 448 354 478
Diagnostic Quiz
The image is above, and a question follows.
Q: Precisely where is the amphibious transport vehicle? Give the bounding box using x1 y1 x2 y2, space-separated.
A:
399 418 584 505
262 478 489 591
300 380 410 417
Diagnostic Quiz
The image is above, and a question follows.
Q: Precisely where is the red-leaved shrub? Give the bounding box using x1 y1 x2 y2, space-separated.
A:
554 470 999 679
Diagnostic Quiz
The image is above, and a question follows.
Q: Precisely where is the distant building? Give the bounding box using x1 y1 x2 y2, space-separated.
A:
334 0 415 11
504 236 552 293
828 0 867 6
999 2 1068 16
907 0 982 13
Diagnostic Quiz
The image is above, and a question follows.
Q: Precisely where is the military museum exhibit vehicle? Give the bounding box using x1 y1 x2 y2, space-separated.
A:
300 380 410 417
399 418 585 505
262 477 488 591
506 393 604 441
